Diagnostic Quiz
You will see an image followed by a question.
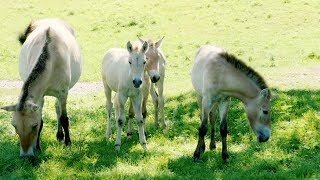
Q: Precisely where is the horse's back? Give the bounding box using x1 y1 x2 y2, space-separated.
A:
191 46 226 95
19 19 82 92
102 48 130 92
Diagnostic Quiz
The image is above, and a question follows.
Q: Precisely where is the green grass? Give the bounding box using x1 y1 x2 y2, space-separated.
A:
1 0 320 179
0 90 319 179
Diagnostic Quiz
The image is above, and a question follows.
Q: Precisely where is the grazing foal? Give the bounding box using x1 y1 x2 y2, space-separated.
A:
102 40 149 151
1 19 82 157
191 46 271 161
127 37 167 138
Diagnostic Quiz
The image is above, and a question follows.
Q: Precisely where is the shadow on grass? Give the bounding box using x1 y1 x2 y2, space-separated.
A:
0 89 319 178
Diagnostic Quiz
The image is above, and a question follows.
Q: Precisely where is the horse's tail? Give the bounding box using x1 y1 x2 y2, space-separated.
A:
18 28 52 110
18 22 34 45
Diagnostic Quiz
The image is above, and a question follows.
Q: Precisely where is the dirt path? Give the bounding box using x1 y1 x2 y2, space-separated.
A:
0 80 104 95
0 67 319 95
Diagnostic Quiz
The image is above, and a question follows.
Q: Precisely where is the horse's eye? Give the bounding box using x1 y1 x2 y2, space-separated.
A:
143 61 146 64
146 57 149 60
263 110 268 115
129 61 132 64
32 123 38 131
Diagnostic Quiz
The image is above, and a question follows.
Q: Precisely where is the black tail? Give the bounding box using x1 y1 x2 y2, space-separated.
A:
18 28 51 110
18 23 34 45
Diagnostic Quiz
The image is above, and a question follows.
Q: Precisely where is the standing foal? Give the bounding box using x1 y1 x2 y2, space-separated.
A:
102 40 149 151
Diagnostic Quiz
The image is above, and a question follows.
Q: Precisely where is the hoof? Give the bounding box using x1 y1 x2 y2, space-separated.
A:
222 152 229 162
209 143 216 150
161 122 167 129
115 144 120 151
127 132 133 139
193 151 201 162
141 143 147 151
56 131 64 141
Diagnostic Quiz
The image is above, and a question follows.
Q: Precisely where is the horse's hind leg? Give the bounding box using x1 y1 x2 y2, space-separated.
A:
127 99 134 139
219 98 230 161
115 93 128 151
55 99 64 141
209 103 218 150
196 94 202 121
194 95 213 162
157 78 166 129
104 85 113 140
57 94 71 146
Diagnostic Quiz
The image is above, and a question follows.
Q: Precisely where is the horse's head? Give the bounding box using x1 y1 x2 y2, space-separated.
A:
138 37 164 83
127 41 148 88
1 101 41 157
245 88 271 143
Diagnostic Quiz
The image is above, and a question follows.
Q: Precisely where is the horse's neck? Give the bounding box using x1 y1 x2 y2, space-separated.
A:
221 71 261 104
19 80 46 106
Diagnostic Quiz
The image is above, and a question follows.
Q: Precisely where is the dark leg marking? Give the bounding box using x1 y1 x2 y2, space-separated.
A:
60 116 71 146
118 119 123 127
142 111 147 119
193 124 208 162
220 119 229 161
36 119 44 151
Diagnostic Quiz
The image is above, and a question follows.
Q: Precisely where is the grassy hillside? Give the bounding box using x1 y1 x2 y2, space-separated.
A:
0 0 320 179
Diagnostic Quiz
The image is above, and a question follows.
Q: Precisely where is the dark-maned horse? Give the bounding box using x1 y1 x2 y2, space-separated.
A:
191 46 272 161
1 19 82 157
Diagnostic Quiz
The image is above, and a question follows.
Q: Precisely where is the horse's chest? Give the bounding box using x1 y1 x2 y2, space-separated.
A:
126 88 141 97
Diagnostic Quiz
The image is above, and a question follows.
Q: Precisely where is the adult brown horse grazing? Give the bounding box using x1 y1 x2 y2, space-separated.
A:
191 46 271 162
1 19 82 157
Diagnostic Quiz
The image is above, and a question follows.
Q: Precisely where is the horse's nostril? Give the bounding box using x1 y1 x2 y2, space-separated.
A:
258 135 269 143
152 76 160 83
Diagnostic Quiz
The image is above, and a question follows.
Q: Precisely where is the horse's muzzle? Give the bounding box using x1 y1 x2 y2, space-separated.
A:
151 75 160 83
257 128 270 143
133 79 142 88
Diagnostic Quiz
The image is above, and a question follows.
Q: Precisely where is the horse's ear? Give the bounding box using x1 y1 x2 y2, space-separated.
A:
155 36 164 48
127 41 133 53
137 37 144 44
1 104 17 112
260 88 271 100
25 101 39 112
141 41 148 53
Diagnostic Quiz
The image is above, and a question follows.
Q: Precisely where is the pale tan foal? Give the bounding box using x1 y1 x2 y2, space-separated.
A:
191 46 272 162
1 19 82 157
127 37 167 138
102 40 149 151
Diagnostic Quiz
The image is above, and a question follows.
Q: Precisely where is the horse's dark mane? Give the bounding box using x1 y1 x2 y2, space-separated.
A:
18 28 51 111
220 52 268 90
18 23 34 45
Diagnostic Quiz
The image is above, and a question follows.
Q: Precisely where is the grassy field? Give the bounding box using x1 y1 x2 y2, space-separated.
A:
0 0 320 179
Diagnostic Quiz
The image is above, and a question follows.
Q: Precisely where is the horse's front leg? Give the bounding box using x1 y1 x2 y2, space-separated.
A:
36 99 44 151
57 93 71 146
194 95 213 162
150 83 159 129
219 98 230 161
157 78 166 129
132 94 147 151
115 93 127 151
